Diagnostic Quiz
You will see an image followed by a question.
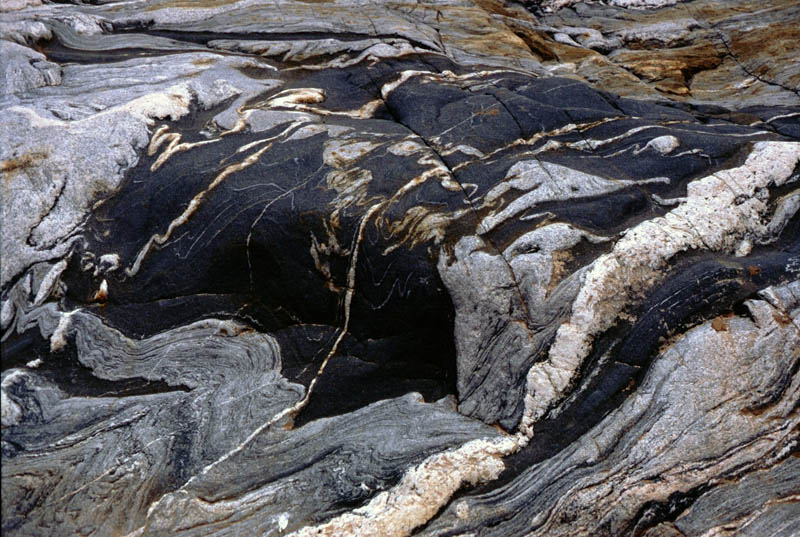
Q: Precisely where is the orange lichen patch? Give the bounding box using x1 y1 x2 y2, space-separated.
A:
726 23 800 87
1 151 47 178
611 42 723 96
575 55 659 98
446 28 532 60
655 79 691 96
711 317 729 332
747 265 761 276
477 107 501 117
482 11 590 63
394 3 538 62
513 26 605 65
516 33 658 98
688 0 799 26
472 0 532 19
507 27 561 62
546 249 573 298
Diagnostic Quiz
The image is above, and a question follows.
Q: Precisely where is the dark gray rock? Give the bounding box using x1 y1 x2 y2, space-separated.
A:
2 1 798 536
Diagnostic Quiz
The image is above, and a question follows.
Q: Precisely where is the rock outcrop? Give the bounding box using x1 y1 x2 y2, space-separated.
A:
2 1 798 536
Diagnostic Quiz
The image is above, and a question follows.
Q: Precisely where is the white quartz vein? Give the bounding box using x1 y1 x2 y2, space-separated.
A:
519 140 800 434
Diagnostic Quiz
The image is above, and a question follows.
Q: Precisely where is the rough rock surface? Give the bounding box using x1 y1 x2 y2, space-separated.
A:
1 1 798 536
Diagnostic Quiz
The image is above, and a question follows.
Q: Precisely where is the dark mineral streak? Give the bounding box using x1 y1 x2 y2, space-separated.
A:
1 0 798 536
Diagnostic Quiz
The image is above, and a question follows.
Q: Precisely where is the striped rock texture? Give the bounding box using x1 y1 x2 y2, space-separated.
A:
1 1 798 536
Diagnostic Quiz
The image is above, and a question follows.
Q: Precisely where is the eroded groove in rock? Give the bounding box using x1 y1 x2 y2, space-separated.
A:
2 1 799 536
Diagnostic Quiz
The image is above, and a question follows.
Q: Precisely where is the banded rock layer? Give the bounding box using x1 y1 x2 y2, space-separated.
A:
1 1 798 536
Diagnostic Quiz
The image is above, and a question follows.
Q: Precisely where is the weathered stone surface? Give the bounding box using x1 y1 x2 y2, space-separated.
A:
1 1 798 536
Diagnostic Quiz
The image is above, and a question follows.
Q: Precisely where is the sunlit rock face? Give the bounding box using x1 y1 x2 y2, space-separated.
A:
1 1 798 536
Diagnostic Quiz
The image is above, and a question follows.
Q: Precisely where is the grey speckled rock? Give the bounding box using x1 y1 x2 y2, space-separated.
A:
1 1 799 536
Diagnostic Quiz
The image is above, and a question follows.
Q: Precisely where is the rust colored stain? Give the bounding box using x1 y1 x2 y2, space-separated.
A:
92 288 108 303
611 42 724 96
772 311 792 326
711 317 728 332
192 57 217 67
1 151 48 177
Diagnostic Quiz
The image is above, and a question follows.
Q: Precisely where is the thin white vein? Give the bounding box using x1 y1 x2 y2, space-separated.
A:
125 122 306 277
245 173 317 288
149 130 219 172
177 201 383 492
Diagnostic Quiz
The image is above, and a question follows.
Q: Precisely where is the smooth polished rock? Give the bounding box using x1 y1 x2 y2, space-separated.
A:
1 1 798 536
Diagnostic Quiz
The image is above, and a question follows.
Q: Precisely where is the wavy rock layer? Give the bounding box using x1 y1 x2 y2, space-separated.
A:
1 1 798 536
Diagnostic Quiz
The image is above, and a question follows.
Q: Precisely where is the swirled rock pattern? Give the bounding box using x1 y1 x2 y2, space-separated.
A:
1 1 798 536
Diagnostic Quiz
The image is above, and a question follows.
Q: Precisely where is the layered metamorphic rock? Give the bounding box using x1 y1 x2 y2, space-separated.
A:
1 0 799 535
